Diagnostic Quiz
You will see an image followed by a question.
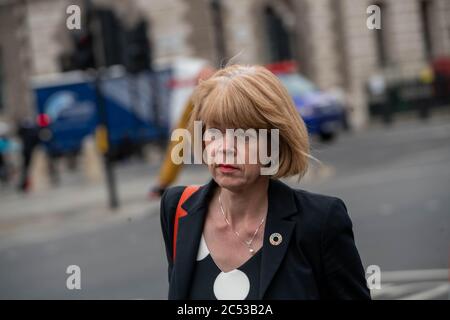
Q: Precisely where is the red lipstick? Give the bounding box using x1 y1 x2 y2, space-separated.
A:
217 164 239 173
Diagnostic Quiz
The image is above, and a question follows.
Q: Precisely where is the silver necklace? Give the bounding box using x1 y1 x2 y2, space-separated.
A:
218 194 266 255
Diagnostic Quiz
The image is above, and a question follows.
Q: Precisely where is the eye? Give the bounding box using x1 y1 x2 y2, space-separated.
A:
234 129 257 141
205 127 221 134
204 128 223 141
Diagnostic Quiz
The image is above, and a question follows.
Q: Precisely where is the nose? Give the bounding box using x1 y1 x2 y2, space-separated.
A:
219 133 236 161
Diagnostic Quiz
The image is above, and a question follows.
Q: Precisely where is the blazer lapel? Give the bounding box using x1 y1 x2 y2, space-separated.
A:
170 179 217 299
259 179 298 299
169 178 299 300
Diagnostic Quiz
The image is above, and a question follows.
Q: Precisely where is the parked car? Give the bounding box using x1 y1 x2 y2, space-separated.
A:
266 61 346 141
278 73 346 141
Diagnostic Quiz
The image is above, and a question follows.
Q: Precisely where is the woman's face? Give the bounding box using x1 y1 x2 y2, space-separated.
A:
204 125 266 191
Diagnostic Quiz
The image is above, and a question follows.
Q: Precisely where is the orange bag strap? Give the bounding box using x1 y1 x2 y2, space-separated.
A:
173 185 200 261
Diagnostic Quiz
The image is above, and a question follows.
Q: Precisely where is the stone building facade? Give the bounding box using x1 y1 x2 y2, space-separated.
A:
0 0 449 129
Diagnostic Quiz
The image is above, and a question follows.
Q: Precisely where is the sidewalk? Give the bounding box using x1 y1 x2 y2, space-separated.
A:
0 159 211 250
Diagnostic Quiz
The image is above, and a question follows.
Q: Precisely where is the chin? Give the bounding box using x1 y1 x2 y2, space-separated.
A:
214 174 247 191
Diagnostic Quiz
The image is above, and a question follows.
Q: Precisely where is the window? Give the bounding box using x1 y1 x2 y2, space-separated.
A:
264 6 292 63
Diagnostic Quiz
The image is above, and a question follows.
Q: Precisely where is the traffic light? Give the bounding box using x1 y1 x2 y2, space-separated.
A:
124 20 152 74
59 30 95 71
93 8 124 67
60 8 152 73
72 31 96 70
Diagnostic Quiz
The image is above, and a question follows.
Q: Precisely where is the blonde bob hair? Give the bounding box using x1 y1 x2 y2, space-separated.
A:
189 64 311 179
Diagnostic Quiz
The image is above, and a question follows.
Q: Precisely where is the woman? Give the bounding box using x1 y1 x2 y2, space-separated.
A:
160 64 370 300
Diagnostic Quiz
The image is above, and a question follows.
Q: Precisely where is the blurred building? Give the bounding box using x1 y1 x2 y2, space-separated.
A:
0 0 449 128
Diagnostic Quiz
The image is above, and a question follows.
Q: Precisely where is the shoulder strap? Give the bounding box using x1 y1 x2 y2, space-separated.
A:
173 185 200 261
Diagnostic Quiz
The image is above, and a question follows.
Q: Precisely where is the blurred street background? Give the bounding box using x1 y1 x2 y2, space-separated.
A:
0 0 449 299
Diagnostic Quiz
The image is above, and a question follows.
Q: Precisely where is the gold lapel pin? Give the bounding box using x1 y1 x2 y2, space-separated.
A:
269 233 282 246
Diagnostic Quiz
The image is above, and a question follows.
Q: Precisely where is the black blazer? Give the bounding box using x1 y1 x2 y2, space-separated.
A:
160 178 371 300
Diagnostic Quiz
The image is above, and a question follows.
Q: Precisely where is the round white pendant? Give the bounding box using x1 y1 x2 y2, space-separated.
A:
213 269 250 300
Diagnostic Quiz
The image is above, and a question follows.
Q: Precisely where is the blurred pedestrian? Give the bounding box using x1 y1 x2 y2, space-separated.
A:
148 65 216 199
0 135 11 184
16 117 40 192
